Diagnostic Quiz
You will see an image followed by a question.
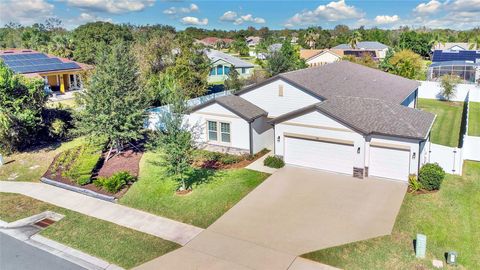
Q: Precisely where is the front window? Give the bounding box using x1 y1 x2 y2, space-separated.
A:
221 123 231 142
208 121 217 141
217 65 224 75
224 66 230 75
207 121 230 143
210 68 216 76
241 67 246 74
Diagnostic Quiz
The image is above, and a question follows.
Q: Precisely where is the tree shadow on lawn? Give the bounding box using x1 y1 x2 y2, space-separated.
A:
185 168 218 189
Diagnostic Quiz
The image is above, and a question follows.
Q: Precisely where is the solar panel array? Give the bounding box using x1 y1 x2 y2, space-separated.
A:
432 50 480 63
0 53 81 74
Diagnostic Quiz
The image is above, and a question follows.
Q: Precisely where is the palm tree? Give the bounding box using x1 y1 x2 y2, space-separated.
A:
468 36 479 50
48 34 73 58
429 32 447 50
304 27 320 49
348 31 362 49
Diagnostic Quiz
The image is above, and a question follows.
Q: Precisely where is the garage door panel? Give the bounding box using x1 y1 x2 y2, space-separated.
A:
369 146 410 181
284 137 354 174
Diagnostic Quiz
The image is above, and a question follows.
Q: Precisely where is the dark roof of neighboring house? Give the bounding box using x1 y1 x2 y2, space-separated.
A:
205 49 254 68
237 61 420 104
432 49 480 63
188 95 267 122
332 41 389 50
271 96 436 140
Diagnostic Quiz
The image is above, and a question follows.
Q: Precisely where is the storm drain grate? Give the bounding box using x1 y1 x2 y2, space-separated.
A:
34 218 56 228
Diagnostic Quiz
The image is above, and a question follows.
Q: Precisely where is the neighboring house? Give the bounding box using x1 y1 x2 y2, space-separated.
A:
428 44 480 84
331 41 389 59
198 37 234 47
0 49 90 93
268 43 283 53
186 61 435 182
205 49 254 83
432 42 477 51
246 36 261 47
300 49 341 67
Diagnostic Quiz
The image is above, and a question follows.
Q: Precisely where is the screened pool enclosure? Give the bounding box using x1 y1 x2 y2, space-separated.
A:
428 61 479 84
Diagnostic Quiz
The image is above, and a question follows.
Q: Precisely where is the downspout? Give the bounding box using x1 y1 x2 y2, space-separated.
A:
249 122 253 155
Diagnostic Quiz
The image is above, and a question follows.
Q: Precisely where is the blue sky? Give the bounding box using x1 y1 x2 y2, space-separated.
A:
0 0 478 30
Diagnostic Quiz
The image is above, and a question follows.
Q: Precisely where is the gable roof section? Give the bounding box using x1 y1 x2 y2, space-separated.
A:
332 41 389 50
271 97 436 140
205 49 254 68
267 61 419 104
300 49 323 60
188 95 267 122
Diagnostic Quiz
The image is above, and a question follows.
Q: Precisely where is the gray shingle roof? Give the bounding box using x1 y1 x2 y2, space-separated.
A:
278 61 420 104
332 41 389 50
189 95 267 122
271 97 435 139
205 49 254 68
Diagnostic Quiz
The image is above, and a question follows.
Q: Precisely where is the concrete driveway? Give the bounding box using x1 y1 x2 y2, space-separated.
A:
208 166 407 255
136 166 407 270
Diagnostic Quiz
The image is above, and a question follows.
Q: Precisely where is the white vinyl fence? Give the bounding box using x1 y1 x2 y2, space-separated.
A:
427 143 463 175
418 81 480 102
418 81 480 174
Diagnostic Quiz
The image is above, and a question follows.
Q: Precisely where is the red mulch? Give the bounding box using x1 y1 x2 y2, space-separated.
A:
97 149 143 178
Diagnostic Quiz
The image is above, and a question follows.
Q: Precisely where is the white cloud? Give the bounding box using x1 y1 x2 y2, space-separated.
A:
374 15 399 24
219 11 237 22
285 0 364 26
0 0 54 25
65 12 112 28
64 0 154 14
414 0 443 14
181 16 208 26
163 3 198 15
219 11 266 24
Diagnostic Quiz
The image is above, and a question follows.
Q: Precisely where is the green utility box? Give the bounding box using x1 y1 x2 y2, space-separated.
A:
447 251 458 265
416 234 427 258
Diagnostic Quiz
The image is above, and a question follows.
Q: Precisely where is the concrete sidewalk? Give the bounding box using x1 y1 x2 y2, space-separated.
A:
245 151 278 174
0 181 203 245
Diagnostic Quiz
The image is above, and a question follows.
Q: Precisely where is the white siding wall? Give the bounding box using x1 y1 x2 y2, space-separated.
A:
306 52 340 66
187 103 250 151
239 79 320 117
274 111 365 168
367 135 420 175
251 116 274 153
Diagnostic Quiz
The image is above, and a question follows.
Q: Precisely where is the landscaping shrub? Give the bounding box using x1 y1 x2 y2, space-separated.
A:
63 144 102 185
94 171 136 193
408 174 422 192
48 119 68 140
194 150 242 165
418 163 446 190
264 156 285 168
219 154 242 165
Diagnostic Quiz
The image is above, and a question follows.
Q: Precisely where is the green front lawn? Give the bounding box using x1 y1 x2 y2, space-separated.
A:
0 193 179 269
303 161 480 269
120 151 270 228
418 99 464 147
468 102 480 136
0 138 86 182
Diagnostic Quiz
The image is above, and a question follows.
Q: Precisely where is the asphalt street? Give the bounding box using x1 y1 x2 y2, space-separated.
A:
0 232 86 270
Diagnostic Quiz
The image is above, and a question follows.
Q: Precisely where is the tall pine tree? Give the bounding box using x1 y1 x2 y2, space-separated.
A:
76 42 147 156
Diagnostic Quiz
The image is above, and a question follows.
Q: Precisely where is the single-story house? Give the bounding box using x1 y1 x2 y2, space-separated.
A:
186 61 436 182
0 49 90 93
300 49 341 67
331 41 389 59
205 49 254 83
246 36 261 47
198 37 234 47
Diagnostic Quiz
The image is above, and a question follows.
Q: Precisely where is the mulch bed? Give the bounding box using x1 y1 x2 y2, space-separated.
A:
97 149 143 178
43 144 144 198
193 149 269 170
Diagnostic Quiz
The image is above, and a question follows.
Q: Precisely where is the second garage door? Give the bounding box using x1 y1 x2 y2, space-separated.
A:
284 136 354 174
369 145 410 181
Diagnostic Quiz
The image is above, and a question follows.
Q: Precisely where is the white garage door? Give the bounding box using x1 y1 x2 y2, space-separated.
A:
284 136 354 174
369 145 410 181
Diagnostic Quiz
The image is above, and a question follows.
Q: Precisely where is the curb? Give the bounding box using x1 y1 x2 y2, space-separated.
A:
41 177 117 203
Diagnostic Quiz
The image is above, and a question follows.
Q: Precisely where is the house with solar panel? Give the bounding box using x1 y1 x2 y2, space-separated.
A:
0 49 91 94
428 43 480 84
